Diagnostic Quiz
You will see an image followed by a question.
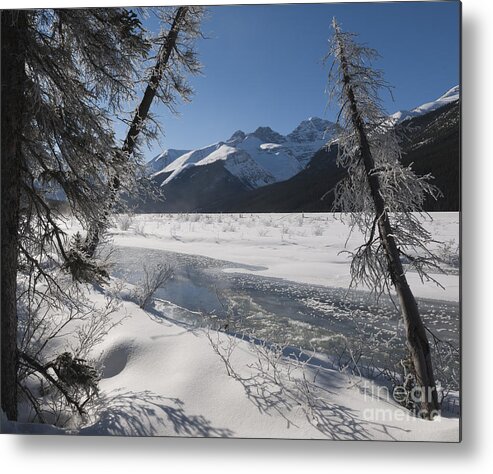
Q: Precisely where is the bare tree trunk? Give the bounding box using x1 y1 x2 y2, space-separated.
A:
83 6 189 258
338 42 439 418
1 10 28 420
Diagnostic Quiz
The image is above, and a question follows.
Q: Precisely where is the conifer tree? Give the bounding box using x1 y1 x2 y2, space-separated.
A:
327 18 441 418
1 8 149 420
83 6 204 257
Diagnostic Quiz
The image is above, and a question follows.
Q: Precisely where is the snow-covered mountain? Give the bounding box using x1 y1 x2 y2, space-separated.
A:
390 85 459 124
151 117 339 190
147 148 190 173
138 85 459 214
143 85 459 211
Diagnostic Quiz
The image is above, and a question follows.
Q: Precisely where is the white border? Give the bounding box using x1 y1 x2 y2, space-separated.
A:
2 0 493 472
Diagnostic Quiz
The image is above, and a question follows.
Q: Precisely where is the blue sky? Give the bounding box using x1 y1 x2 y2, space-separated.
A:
139 1 460 158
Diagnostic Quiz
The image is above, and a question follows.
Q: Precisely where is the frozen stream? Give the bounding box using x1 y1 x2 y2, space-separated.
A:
110 245 460 389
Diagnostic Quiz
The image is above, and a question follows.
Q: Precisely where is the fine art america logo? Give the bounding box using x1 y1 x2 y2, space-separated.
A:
362 383 442 421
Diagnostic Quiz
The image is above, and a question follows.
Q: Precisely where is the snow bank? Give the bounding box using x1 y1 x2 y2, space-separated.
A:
17 212 458 439
12 286 458 440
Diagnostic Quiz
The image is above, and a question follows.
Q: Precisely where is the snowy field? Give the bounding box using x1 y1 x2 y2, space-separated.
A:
108 212 460 302
7 212 459 440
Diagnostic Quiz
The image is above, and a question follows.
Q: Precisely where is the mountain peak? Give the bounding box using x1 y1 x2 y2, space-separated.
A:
150 116 340 188
287 117 335 143
391 85 460 124
412 85 459 115
228 130 246 143
438 85 460 101
251 126 286 144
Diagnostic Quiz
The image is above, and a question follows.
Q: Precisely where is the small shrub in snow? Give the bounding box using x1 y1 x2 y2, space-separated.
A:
134 262 174 309
313 225 324 236
257 228 269 237
205 326 346 432
17 272 124 424
244 217 255 228
133 223 146 237
222 224 237 233
169 224 180 239
205 330 239 377
438 240 460 268
280 225 289 240
114 213 134 231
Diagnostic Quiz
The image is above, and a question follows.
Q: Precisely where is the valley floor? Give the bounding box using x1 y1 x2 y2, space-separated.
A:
4 213 460 440
109 212 460 303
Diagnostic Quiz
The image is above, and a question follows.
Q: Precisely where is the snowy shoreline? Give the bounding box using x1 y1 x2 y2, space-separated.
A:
4 283 460 440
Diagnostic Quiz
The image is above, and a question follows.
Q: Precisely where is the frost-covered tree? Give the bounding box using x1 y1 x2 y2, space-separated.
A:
1 6 204 422
83 6 204 257
327 18 442 418
1 8 151 421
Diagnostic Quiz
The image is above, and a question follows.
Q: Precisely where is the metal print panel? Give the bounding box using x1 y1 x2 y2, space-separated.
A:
0 1 461 440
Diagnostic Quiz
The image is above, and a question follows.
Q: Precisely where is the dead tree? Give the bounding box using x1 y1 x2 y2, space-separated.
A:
328 18 442 418
83 6 204 257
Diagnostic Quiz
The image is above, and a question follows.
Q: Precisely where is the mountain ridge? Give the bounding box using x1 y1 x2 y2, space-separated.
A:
149 116 339 190
140 85 459 213
390 85 459 124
